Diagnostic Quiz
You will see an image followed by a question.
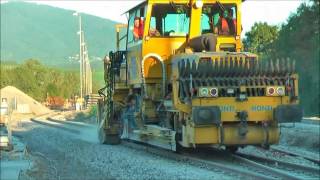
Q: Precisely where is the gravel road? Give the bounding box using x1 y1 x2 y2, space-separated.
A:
13 117 233 180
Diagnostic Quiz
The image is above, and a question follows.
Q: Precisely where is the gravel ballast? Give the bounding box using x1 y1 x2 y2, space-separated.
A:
11 112 320 180
14 119 234 180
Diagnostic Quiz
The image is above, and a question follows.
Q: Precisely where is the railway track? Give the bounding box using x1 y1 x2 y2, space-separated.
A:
235 152 320 179
121 141 320 180
193 148 319 180
270 146 320 165
30 118 80 134
30 115 320 179
46 117 89 128
302 118 320 125
122 141 272 180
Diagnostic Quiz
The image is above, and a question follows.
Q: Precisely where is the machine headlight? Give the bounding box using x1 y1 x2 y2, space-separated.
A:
267 87 275 96
266 86 285 96
198 87 219 97
276 87 285 96
210 88 218 97
199 87 209 97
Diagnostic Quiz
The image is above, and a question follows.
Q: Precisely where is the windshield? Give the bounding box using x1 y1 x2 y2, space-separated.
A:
201 4 237 36
149 4 190 37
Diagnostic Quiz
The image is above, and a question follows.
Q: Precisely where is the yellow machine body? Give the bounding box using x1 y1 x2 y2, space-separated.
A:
97 0 302 150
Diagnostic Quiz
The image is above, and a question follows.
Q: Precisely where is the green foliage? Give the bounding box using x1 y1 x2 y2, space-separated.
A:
275 1 319 116
46 83 59 97
243 22 279 59
0 59 80 102
243 1 320 116
93 71 105 86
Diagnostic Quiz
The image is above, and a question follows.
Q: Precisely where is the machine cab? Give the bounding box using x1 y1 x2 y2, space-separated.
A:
100 0 302 150
125 0 243 86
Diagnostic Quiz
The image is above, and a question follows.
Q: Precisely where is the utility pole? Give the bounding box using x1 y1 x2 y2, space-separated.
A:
73 12 93 106
83 44 87 96
73 12 83 98
83 42 92 96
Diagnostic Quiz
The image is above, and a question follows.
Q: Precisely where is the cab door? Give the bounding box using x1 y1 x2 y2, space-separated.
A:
142 3 189 81
126 4 147 86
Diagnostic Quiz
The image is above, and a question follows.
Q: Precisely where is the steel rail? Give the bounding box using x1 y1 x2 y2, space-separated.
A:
30 118 80 134
271 146 320 165
231 154 302 180
236 152 320 178
122 141 278 180
46 117 88 128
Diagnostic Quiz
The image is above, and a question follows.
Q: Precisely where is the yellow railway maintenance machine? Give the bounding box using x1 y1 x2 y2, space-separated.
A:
97 0 302 151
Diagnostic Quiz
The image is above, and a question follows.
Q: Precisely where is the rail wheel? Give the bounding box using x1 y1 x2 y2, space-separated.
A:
97 95 121 145
98 126 107 144
175 133 187 153
98 128 120 145
97 108 121 145
226 146 239 153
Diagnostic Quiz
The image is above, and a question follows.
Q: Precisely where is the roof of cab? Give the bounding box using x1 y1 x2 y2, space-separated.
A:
124 0 245 14
125 0 147 14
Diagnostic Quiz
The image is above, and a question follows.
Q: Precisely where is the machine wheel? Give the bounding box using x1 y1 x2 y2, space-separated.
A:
98 127 121 145
262 144 270 150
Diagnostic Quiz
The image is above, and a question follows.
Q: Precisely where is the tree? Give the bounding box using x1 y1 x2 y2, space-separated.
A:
274 1 319 116
0 59 81 103
46 83 59 97
243 22 279 60
243 0 319 115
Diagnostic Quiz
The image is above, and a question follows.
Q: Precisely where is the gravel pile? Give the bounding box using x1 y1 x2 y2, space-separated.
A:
14 120 233 180
0 86 51 115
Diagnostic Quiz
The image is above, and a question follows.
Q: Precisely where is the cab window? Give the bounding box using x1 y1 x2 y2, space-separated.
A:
128 5 147 45
201 4 237 36
149 4 190 37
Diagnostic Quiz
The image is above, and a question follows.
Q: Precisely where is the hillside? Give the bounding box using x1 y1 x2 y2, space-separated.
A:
1 1 124 68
